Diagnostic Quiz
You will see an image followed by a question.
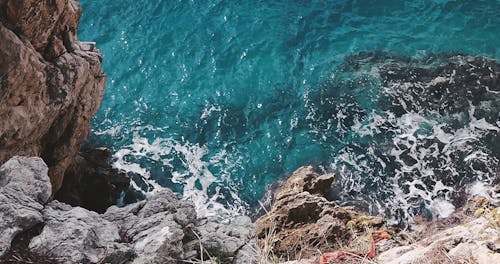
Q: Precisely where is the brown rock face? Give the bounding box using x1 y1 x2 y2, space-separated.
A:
0 0 106 194
255 166 385 259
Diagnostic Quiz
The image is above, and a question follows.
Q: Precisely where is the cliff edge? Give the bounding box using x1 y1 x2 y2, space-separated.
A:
0 0 105 194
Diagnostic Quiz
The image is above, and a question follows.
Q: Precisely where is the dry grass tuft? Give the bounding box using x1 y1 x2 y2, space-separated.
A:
255 201 283 264
409 246 478 264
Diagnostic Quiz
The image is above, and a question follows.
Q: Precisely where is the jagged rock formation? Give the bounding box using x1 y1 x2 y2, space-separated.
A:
0 0 130 211
372 192 500 264
255 166 500 264
0 156 51 256
0 156 254 264
376 211 500 264
0 0 106 195
255 166 385 259
31 192 191 263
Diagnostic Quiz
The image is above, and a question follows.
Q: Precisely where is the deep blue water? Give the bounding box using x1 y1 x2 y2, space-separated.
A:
79 0 500 222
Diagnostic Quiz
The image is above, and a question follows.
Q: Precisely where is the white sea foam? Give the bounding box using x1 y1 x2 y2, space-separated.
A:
93 124 123 136
469 181 491 197
110 128 245 218
429 199 455 218
332 103 499 222
322 54 500 223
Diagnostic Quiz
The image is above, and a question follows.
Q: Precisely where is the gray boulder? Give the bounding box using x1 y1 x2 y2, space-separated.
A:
187 215 256 263
29 189 197 264
104 190 197 264
234 239 258 264
29 201 134 264
0 156 51 255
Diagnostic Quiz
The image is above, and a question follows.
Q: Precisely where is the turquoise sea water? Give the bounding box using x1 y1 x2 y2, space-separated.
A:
79 0 500 222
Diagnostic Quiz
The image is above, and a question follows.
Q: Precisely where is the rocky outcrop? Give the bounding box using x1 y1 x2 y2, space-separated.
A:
255 166 385 259
0 156 254 263
29 201 135 264
0 156 51 256
372 192 500 264
0 0 106 195
376 209 500 264
30 191 193 264
188 215 256 263
254 166 500 263
103 190 197 263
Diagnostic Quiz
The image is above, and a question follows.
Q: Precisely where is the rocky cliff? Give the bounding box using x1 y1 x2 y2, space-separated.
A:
0 0 129 210
0 0 106 195
1 157 498 264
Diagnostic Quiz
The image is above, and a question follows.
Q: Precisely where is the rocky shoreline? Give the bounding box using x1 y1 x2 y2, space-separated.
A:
257 166 500 263
0 156 255 264
254 166 386 260
1 0 499 264
1 156 499 263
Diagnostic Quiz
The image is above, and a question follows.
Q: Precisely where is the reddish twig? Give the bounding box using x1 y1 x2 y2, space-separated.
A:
319 231 391 264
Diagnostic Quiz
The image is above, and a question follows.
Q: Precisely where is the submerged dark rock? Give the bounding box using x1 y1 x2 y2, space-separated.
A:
306 52 500 222
353 52 500 118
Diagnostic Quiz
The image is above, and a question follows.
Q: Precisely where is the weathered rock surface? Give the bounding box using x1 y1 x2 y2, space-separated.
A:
187 215 256 263
29 201 135 264
30 190 194 264
377 209 500 264
0 156 254 263
241 171 499 264
0 0 106 195
104 190 197 264
0 156 51 256
234 239 258 264
255 166 385 259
